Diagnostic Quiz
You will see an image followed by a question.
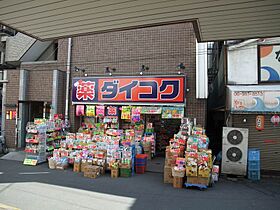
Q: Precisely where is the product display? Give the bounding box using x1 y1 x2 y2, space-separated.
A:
24 116 66 166
164 119 217 190
22 104 219 191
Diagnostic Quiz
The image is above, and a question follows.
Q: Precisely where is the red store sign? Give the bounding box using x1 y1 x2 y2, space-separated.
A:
72 76 186 105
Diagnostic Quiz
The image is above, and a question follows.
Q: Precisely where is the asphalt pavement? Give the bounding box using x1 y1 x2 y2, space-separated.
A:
0 159 280 210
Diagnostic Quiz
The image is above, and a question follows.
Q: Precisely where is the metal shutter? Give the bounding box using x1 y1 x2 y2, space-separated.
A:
232 114 280 171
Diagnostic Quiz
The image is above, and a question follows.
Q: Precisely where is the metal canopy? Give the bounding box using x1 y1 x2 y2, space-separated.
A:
0 0 279 41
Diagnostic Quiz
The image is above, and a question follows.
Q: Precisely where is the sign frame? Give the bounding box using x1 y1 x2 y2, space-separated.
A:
258 44 280 83
72 75 186 106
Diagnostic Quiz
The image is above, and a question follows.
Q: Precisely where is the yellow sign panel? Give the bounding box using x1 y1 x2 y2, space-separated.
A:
23 158 38 166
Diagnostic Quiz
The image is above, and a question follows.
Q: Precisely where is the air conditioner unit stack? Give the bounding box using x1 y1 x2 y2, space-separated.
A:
222 127 249 176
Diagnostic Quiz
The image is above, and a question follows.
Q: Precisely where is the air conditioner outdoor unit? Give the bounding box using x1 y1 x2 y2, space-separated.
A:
222 127 249 176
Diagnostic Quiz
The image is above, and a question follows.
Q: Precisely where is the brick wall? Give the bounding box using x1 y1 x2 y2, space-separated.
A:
5 69 20 148
63 22 207 129
21 62 66 102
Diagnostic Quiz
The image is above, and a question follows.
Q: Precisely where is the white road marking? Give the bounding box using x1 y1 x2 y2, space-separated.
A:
19 172 50 175
0 172 3 174
0 202 20 210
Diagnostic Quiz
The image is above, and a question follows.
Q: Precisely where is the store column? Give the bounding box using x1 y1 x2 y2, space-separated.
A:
18 69 29 148
51 69 59 117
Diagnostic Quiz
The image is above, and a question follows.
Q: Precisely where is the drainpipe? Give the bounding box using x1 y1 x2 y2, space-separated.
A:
65 38 72 125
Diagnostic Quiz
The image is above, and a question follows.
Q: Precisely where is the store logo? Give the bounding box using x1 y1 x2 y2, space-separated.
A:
75 80 96 100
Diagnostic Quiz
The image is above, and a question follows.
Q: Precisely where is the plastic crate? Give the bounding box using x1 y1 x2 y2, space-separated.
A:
248 170 260 181
135 166 145 174
136 154 147 166
120 168 132 177
248 160 260 171
248 149 260 161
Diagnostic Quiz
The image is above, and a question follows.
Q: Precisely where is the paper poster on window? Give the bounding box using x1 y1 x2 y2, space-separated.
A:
162 107 184 119
76 105 85 116
86 105 95 117
96 105 105 117
121 106 131 120
260 45 280 82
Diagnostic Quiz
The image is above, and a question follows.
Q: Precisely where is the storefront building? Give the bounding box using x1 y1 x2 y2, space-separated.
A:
2 22 208 150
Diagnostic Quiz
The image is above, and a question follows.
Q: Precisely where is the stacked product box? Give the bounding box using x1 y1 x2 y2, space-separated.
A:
164 146 174 184
164 133 187 184
185 127 213 187
84 165 101 179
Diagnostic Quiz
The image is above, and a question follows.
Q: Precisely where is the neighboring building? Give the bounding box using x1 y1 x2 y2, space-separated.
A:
0 25 17 139
208 38 280 172
1 22 208 150
2 31 66 149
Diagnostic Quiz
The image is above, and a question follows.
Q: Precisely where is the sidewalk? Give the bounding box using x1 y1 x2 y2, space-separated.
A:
0 159 280 210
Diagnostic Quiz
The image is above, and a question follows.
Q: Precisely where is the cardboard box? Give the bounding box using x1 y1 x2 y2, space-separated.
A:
56 165 68 170
100 166 106 175
186 166 197 176
73 161 81 172
81 161 92 172
111 169 119 178
144 151 152 160
84 171 98 179
164 166 173 184
198 167 211 178
186 176 198 184
84 165 100 173
197 177 210 186
186 176 210 186
173 176 183 188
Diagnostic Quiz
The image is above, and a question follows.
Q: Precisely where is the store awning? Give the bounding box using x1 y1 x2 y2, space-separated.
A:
1 0 279 41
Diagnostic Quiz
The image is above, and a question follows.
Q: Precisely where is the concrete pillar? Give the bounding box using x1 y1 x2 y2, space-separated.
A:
18 69 28 148
52 69 59 117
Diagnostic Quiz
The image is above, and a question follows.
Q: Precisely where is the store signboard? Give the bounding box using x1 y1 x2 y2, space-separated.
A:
141 106 162 114
259 44 280 82
72 76 185 105
228 86 280 112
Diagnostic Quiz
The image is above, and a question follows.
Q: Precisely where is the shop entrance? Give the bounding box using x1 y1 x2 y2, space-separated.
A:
144 114 181 156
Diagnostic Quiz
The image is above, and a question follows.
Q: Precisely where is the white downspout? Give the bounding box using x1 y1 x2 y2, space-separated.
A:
65 38 72 124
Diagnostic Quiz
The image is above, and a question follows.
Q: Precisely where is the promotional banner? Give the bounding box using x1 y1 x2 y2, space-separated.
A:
76 105 85 116
121 106 131 120
105 106 119 116
72 76 185 105
162 107 184 119
140 106 162 114
96 105 105 117
86 105 95 117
